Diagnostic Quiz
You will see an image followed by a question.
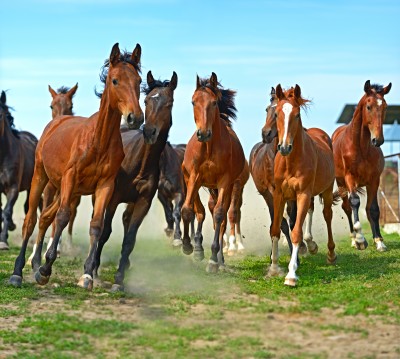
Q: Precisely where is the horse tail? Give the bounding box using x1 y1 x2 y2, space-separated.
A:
318 190 342 206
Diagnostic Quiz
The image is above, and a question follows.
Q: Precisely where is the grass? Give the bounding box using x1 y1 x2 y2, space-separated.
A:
0 225 400 358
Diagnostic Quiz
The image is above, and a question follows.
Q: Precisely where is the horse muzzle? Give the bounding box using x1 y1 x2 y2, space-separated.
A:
126 112 144 130
197 129 212 142
143 125 158 144
371 137 384 147
277 143 293 156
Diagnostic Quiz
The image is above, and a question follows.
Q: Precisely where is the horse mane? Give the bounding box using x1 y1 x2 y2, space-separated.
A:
142 78 171 95
369 83 385 94
95 50 142 99
197 77 237 128
0 101 20 138
281 86 311 114
57 86 74 96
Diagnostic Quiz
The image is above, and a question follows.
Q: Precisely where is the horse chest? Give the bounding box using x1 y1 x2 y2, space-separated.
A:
280 178 298 200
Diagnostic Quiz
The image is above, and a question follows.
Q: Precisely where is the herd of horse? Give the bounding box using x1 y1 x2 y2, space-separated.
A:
0 42 392 289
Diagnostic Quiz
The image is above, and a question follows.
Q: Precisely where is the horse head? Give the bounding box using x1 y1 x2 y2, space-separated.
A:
362 80 392 147
142 71 178 145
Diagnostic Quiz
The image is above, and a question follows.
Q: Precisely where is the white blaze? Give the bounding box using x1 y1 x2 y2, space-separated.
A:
377 99 382 107
282 103 293 146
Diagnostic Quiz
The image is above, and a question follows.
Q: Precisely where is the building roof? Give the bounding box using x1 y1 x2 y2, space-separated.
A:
336 105 400 124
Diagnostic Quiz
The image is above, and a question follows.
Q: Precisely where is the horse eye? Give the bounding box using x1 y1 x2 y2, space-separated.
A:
112 79 118 86
270 97 274 103
212 101 217 107
50 105 53 110
274 113 277 119
191 101 195 106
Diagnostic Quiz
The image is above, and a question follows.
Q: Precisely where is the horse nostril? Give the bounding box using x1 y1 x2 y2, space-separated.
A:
288 144 292 152
197 130 202 138
277 144 281 151
207 130 211 137
152 128 156 136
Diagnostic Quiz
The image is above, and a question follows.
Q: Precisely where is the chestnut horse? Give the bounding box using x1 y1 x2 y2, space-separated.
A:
9 43 144 289
181 73 245 272
27 84 80 263
0 91 38 250
93 71 178 291
270 84 337 286
332 80 392 251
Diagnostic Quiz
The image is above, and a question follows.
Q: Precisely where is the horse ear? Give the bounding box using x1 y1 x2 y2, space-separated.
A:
48 85 57 99
364 80 371 94
276 84 284 100
196 75 201 89
294 84 301 98
383 82 392 95
0 91 6 105
147 71 155 86
131 43 142 68
270 87 276 96
110 43 121 67
210 72 218 88
169 71 178 91
67 83 78 98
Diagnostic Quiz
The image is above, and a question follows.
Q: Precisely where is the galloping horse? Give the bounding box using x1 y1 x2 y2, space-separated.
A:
27 84 80 263
9 43 144 289
93 71 178 291
0 91 38 250
181 73 245 272
332 80 392 251
270 84 337 286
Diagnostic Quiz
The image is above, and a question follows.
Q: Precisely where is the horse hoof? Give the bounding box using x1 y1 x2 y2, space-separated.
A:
77 275 93 291
0 242 9 250
355 240 368 251
376 241 387 252
298 242 308 256
206 260 219 273
193 248 205 261
164 228 174 238
172 239 182 248
327 253 337 265
307 241 318 255
8 275 22 288
35 271 50 286
284 277 298 287
182 242 194 255
266 265 285 278
227 248 237 257
111 284 124 292
8 222 16 231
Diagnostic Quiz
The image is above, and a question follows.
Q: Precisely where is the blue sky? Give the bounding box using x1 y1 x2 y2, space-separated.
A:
1 0 399 156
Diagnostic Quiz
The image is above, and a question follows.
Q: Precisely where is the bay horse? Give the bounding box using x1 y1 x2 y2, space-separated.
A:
93 71 178 291
0 91 38 250
270 84 337 286
181 72 245 272
9 43 144 289
27 83 80 263
332 80 392 251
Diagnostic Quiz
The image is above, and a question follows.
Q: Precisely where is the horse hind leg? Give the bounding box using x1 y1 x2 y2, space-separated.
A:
193 194 206 261
303 197 318 255
321 189 337 265
171 192 184 247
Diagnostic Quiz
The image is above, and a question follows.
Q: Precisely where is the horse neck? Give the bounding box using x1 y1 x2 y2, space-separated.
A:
0 122 17 165
93 95 122 152
138 119 171 176
349 98 371 149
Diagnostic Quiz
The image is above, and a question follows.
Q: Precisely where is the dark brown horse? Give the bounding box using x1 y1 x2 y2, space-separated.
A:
158 142 187 246
9 43 144 289
332 80 392 251
0 91 38 250
270 84 337 286
181 73 245 272
93 71 178 291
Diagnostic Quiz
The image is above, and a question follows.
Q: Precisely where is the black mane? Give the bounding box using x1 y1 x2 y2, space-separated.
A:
371 83 384 94
57 86 71 95
95 50 142 99
0 101 20 138
197 77 237 127
142 79 171 95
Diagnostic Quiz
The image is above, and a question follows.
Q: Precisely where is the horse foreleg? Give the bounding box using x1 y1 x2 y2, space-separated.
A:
321 188 336 265
193 193 205 261
113 195 152 292
9 164 48 287
65 195 80 252
206 184 232 273
268 189 286 278
158 189 174 238
349 191 368 250
0 185 18 249
284 193 311 287
366 182 386 251
78 182 115 290
122 203 134 235
172 192 184 245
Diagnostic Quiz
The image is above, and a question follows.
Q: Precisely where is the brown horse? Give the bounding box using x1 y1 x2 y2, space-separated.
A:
181 72 245 272
270 84 337 286
0 91 38 250
93 71 178 291
9 43 144 289
332 80 392 251
27 84 80 263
